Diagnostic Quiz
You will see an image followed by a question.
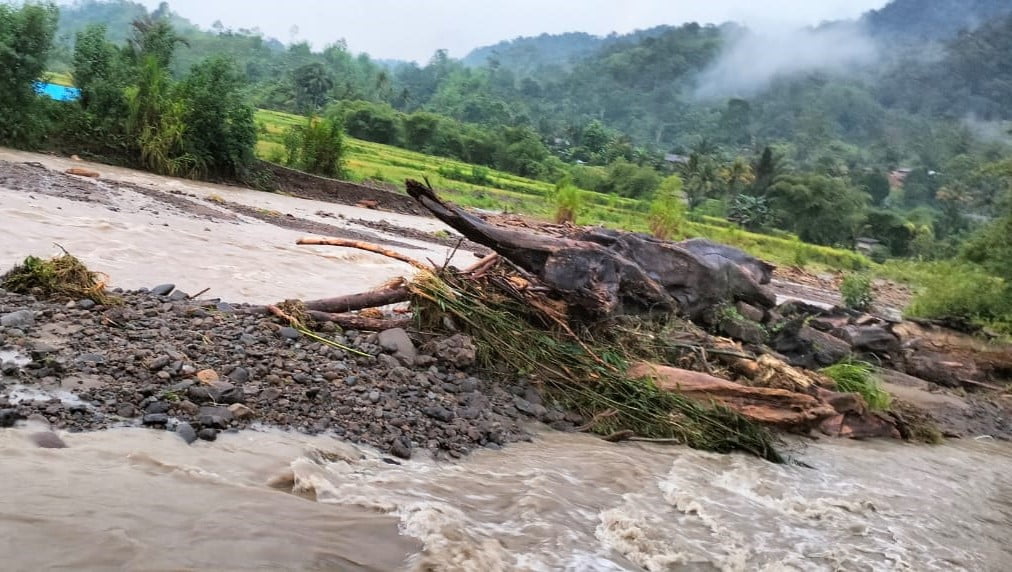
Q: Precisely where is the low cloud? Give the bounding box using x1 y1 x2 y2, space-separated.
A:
694 24 879 99
962 115 1012 146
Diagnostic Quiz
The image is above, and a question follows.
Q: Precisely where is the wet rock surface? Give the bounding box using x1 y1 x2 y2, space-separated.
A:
0 289 555 459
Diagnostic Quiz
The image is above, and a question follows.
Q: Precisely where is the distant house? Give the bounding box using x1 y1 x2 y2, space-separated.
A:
664 153 689 165
887 168 912 189
855 237 882 254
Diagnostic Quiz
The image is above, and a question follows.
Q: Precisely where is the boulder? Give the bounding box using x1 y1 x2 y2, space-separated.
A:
378 328 417 365
176 422 198 445
735 302 766 323
836 325 899 355
150 284 175 296
196 406 233 429
772 321 851 368
718 317 767 345
1 310 35 328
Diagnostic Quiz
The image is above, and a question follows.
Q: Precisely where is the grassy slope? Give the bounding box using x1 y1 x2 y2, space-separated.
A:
255 109 869 271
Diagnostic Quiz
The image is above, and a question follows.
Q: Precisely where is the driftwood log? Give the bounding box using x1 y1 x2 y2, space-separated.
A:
628 362 837 430
304 285 410 313
406 179 775 320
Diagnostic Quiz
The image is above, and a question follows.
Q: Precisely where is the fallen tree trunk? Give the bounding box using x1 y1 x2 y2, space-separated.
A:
405 179 775 320
628 362 838 430
303 285 410 313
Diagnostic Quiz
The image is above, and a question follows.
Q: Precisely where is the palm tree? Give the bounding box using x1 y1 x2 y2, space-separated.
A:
293 62 333 113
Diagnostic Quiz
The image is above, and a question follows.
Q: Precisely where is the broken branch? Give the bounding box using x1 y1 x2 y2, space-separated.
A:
297 236 431 272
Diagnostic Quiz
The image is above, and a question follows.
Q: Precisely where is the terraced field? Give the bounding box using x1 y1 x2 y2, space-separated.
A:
256 109 868 270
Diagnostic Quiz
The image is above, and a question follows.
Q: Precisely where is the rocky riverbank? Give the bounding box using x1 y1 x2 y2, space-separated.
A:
0 285 576 460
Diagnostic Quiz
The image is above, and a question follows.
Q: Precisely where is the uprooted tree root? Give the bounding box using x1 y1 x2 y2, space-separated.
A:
1 252 117 305
407 269 785 463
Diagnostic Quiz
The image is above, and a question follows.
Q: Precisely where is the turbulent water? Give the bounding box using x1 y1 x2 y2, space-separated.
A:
2 150 1011 571
2 427 1009 571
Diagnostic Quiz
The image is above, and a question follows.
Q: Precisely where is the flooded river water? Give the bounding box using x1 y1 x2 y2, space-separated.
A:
2 427 1009 571
1 150 1010 570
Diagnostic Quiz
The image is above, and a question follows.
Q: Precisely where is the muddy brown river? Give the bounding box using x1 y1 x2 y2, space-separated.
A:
1 150 1011 570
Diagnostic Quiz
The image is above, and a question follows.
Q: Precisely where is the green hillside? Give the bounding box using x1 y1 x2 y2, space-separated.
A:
256 108 867 271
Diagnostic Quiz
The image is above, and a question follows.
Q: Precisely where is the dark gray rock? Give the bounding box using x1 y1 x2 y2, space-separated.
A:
390 436 412 460
344 376 359 387
836 325 900 355
228 367 250 384
142 413 169 426
116 404 137 418
29 432 67 448
216 302 235 313
773 322 852 368
187 386 212 403
168 290 189 301
456 406 481 420
197 428 218 441
1 361 21 376
147 355 170 371
150 284 175 296
279 327 301 340
77 352 106 364
736 302 766 323
1 310 34 328
207 381 243 404
718 318 767 345
377 353 400 370
176 422 198 444
145 401 170 415
0 409 18 427
197 406 233 429
76 299 97 310
514 397 538 416
423 406 454 422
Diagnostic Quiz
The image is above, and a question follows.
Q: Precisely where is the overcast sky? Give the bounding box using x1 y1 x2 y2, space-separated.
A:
132 0 890 62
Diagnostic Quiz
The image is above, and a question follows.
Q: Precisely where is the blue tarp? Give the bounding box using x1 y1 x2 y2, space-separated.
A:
34 82 81 102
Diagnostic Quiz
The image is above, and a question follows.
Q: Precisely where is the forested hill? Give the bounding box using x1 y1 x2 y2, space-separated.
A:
861 0 1012 42
7 0 1008 332
461 27 671 72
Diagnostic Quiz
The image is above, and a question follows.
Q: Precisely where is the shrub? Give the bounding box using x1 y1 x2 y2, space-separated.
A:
553 177 583 224
649 175 686 240
820 361 891 411
727 194 772 231
905 262 1011 333
840 273 873 311
283 116 345 178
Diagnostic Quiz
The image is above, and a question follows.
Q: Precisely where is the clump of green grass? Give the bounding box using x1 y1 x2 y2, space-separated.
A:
1 251 116 305
409 271 784 463
553 179 584 224
840 273 873 311
820 360 892 411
